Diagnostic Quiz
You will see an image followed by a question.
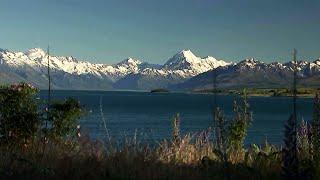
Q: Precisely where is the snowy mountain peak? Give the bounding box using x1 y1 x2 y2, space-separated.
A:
284 60 309 69
179 49 198 61
112 57 143 75
163 49 230 75
162 50 198 70
116 57 142 67
65 56 78 62
238 58 263 67
179 49 197 58
25 48 47 59
314 59 320 65
1 47 320 90
202 56 231 68
243 58 260 63
123 57 142 65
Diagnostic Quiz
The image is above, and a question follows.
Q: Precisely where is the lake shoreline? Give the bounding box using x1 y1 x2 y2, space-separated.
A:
192 88 319 98
39 87 319 98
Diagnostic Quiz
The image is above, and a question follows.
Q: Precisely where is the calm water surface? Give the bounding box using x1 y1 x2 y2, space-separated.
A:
40 90 313 145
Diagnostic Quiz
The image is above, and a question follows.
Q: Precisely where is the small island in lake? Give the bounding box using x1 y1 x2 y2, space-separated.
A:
150 88 170 93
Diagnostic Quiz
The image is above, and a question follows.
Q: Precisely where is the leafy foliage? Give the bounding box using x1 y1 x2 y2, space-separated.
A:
214 107 227 152
48 98 84 138
0 83 84 145
297 120 312 160
0 83 40 143
1 83 320 179
226 90 252 162
282 114 299 178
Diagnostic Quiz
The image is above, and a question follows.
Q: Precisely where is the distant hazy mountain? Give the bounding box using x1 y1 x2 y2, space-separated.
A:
172 58 320 90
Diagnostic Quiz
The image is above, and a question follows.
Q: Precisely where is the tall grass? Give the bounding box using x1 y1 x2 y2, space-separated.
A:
0 94 289 179
1 91 319 179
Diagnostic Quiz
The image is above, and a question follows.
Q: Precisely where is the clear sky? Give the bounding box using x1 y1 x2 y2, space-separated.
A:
0 0 319 64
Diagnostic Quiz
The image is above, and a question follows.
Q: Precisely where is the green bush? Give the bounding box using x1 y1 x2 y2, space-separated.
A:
48 98 84 139
227 91 252 162
0 82 85 144
0 83 40 144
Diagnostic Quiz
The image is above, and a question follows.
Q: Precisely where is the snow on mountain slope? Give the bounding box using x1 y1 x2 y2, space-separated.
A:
114 58 141 72
0 47 239 90
0 48 145 82
0 48 230 81
173 57 320 90
123 49 231 80
114 50 231 90
163 50 230 76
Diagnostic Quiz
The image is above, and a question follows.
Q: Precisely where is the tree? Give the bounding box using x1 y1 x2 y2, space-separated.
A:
282 49 299 179
213 90 252 163
227 90 252 154
0 83 40 144
283 114 299 178
48 98 84 139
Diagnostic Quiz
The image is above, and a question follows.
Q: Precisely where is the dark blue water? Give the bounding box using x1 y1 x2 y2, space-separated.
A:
40 90 313 146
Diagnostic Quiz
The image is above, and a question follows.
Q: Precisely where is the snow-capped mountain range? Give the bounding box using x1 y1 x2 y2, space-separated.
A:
174 58 320 90
0 48 230 90
1 47 319 90
0 48 151 82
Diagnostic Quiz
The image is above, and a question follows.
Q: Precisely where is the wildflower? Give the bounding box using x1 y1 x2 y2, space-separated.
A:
77 125 81 137
44 137 49 144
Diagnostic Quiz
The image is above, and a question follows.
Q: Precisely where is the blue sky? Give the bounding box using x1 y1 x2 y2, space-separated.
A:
0 0 320 64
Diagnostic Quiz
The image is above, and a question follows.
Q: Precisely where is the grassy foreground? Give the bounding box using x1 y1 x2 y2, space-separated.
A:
0 130 283 179
0 83 320 179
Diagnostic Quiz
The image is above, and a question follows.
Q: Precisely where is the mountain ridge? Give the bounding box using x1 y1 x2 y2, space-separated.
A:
1 47 319 91
173 58 320 90
0 48 229 90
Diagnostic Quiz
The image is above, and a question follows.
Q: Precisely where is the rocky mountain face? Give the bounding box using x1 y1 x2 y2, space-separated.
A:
173 58 320 90
114 50 230 90
0 48 229 90
1 47 319 91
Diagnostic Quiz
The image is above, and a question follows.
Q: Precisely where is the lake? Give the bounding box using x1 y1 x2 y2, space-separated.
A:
40 90 314 146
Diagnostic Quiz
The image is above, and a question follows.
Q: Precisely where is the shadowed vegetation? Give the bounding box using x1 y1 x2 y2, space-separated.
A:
0 83 319 179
